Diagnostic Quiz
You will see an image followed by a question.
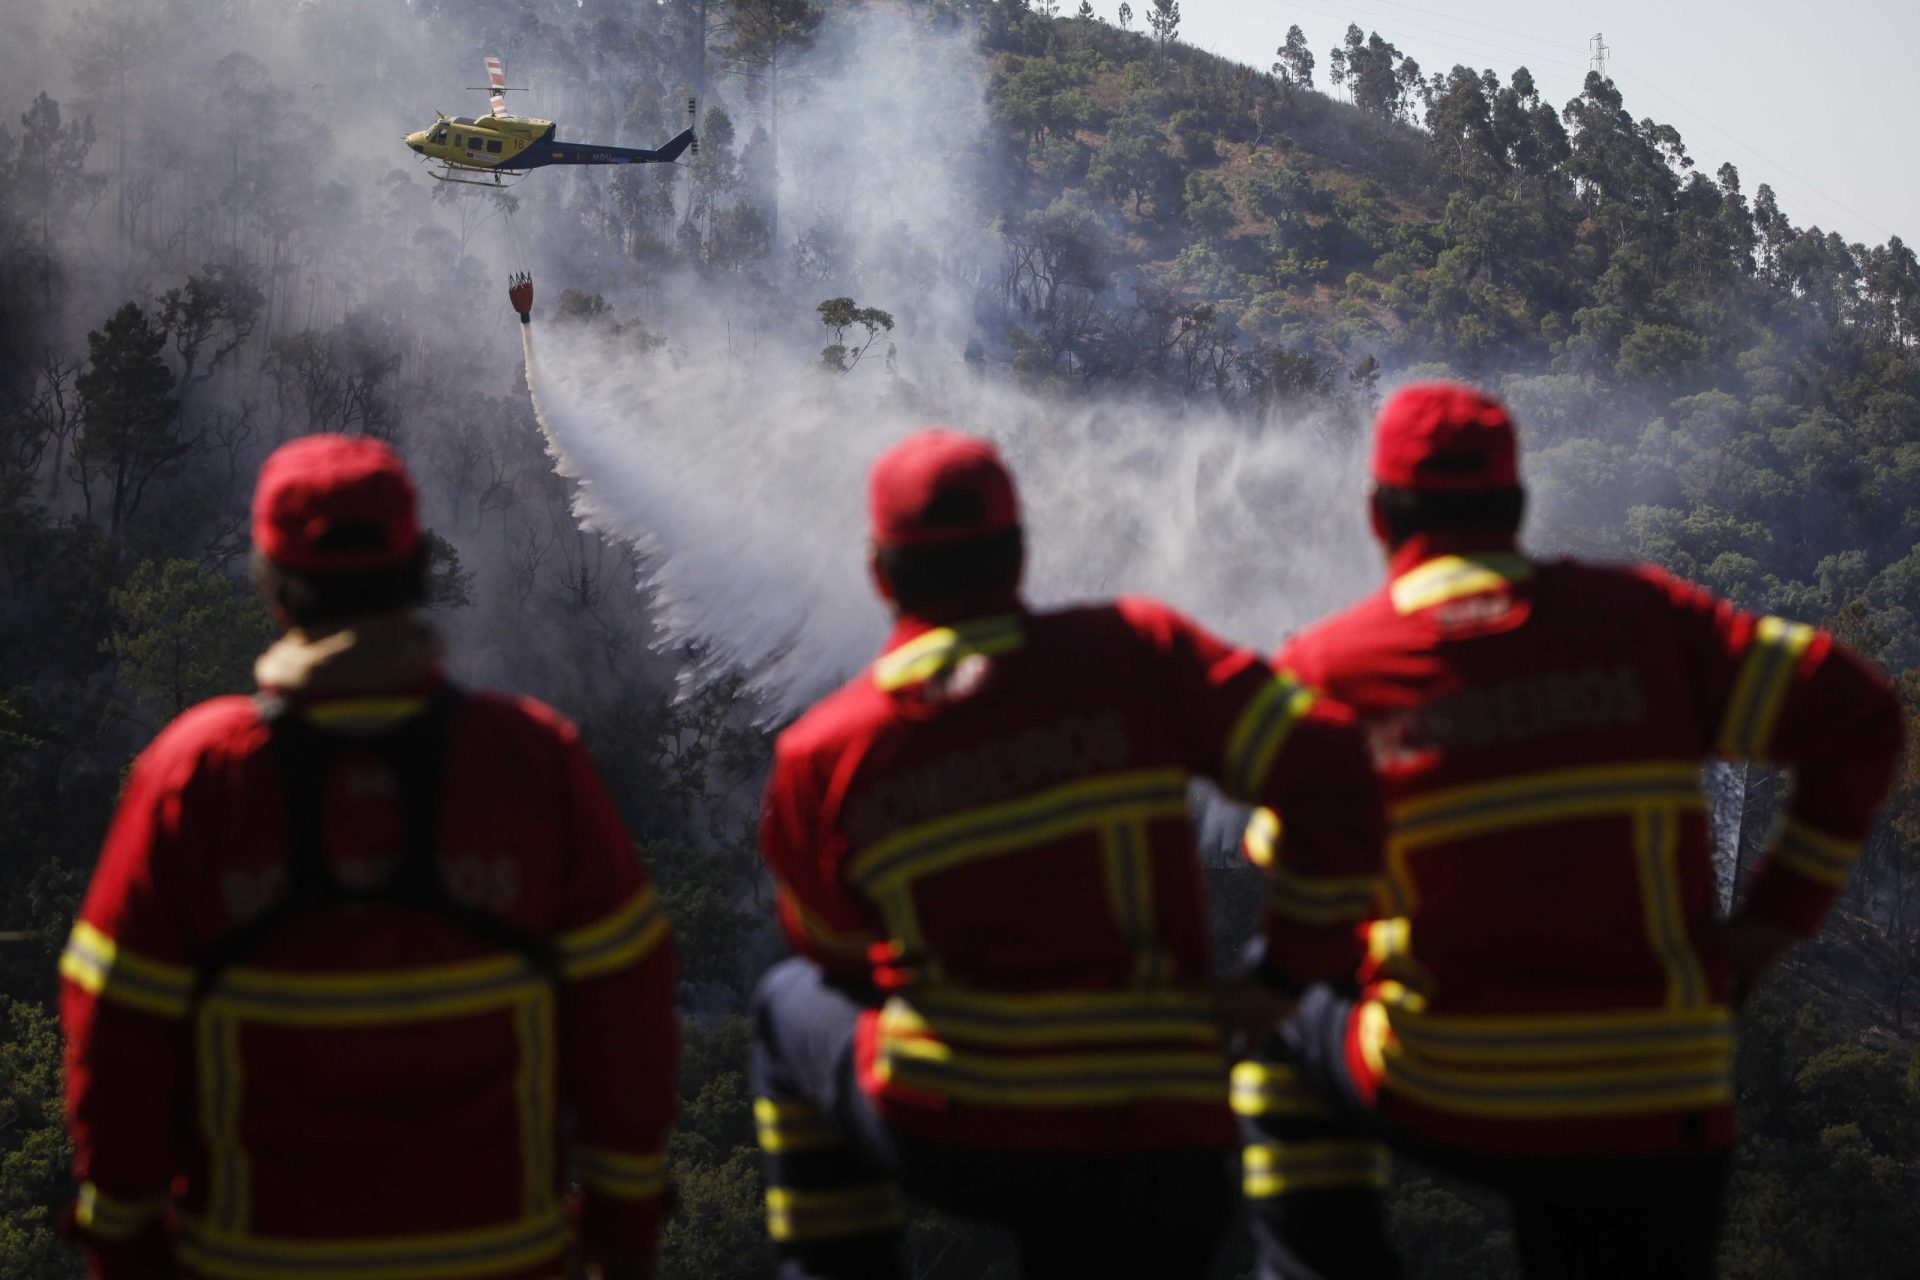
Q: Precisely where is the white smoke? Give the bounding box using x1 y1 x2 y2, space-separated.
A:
519 9 1382 717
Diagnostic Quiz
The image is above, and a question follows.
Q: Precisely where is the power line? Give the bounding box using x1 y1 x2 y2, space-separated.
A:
1283 1 1592 75
1277 6 1896 243
1356 0 1589 53
1608 62 1895 242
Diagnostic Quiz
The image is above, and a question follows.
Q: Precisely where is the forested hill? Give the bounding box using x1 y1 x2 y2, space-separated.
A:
2 1 1918 1277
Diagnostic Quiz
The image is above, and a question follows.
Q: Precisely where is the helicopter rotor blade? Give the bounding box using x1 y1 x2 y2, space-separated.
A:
484 55 509 118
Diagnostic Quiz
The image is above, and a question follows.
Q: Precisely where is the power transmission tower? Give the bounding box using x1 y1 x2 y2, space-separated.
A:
1589 32 1610 77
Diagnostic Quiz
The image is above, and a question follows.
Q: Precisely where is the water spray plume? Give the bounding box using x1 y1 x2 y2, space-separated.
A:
514 11 1382 718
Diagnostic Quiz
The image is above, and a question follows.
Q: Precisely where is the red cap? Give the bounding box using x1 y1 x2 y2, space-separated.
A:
252 434 422 572
1371 383 1520 492
869 428 1020 548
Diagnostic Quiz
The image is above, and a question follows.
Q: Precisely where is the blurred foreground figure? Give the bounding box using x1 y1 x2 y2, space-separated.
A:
61 435 676 1280
750 429 1384 1279
1237 384 1904 1280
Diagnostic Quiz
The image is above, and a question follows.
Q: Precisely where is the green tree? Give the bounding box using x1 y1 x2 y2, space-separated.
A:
1273 25 1315 90
815 297 894 373
106 558 274 717
1183 172 1235 242
1088 112 1181 218
13 93 100 316
718 0 823 253
71 302 183 535
423 532 475 611
156 264 264 398
0 997 76 1280
1146 0 1180 53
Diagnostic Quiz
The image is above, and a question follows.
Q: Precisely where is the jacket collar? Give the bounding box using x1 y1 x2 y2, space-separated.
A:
880 592 1027 654
1386 530 1523 580
254 612 444 700
1385 533 1532 616
874 597 1028 693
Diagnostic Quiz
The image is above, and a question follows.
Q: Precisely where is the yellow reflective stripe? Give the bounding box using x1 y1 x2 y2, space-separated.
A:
1377 1047 1733 1119
765 1185 904 1243
1383 1004 1734 1065
301 697 428 726
60 922 193 1018
874 883 939 982
1716 617 1817 759
1634 807 1705 1010
1230 1061 1336 1119
1389 553 1533 615
557 886 670 981
780 888 877 961
1243 807 1280 869
878 989 1219 1048
196 1010 249 1233
1224 675 1317 800
1769 818 1859 888
203 957 542 1026
1267 866 1383 926
515 989 557 1215
177 1209 569 1280
1355 998 1391 1079
877 1036 1225 1107
194 897 665 1027
1243 1141 1390 1197
574 1146 667 1200
754 1098 846 1153
1100 820 1166 987
1385 762 1704 914
1391 761 1704 850
75 1183 168 1240
871 615 1024 692
847 768 1190 892
1366 919 1410 969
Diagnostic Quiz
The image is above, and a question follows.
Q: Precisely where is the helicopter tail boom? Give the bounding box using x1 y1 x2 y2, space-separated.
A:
518 128 694 169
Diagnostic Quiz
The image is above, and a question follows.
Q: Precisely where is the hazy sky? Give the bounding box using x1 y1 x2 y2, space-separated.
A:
1087 0 1918 248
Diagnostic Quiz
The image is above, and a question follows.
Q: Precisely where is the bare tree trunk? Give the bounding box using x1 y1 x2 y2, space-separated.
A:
768 52 780 257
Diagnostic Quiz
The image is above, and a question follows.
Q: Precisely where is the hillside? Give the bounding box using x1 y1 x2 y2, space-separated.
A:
1 2 1917 1277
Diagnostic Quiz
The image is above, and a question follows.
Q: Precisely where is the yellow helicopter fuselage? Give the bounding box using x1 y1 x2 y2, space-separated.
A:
404 113 693 182
405 114 554 171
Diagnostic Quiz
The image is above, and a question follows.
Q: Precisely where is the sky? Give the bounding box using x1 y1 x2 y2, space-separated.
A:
1085 0 1919 249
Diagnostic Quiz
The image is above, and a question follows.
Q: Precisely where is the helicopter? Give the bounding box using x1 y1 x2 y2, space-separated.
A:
405 57 695 186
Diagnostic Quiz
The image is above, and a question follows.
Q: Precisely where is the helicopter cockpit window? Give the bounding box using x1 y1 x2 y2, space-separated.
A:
487 139 503 154
432 127 449 144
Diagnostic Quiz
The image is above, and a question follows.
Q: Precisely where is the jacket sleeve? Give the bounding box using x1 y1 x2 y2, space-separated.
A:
1117 599 1388 988
61 737 201 1278
758 736 884 980
550 720 678 1265
1647 567 1905 935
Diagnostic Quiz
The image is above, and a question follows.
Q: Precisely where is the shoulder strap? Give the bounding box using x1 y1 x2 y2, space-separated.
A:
192 685 557 1004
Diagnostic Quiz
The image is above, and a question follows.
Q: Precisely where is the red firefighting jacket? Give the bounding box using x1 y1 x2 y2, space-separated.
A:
759 596 1383 1154
1246 532 1902 1157
61 619 677 1280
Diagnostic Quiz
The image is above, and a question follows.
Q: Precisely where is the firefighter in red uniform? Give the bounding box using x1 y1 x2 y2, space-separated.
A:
61 435 677 1280
749 428 1384 1279
1234 384 1905 1279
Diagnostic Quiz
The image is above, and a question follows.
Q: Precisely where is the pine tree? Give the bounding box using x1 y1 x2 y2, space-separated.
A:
14 92 99 316
72 302 183 535
1147 0 1180 53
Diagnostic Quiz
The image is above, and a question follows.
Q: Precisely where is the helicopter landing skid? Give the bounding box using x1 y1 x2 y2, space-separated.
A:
428 168 526 189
